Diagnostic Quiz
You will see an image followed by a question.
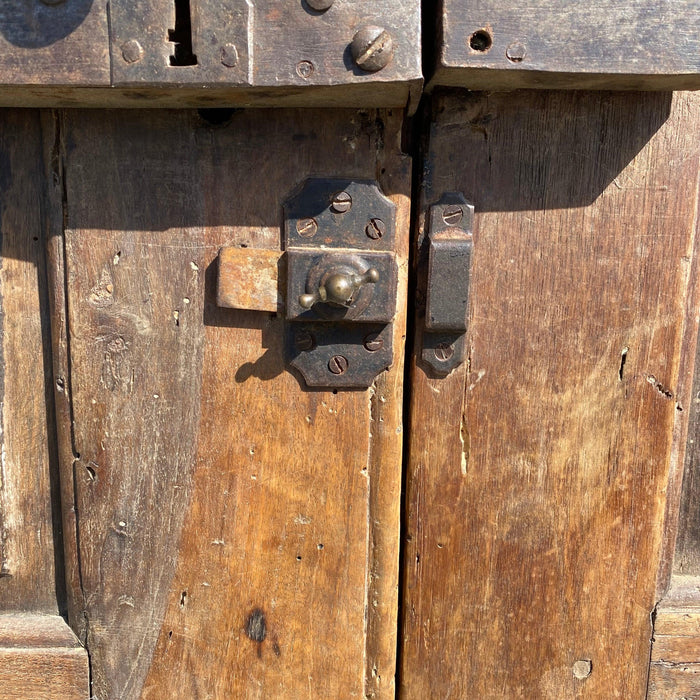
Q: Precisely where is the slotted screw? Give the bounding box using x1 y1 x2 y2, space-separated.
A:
434 343 454 362
328 355 349 375
442 205 464 227
331 191 352 214
351 26 394 72
363 333 384 352
296 218 318 238
365 218 386 240
295 331 316 352
307 0 334 9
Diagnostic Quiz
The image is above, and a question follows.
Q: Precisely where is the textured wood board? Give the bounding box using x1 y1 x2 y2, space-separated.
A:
432 0 700 90
0 614 89 700
59 108 409 699
0 1 109 86
217 247 282 313
401 91 700 699
0 110 60 613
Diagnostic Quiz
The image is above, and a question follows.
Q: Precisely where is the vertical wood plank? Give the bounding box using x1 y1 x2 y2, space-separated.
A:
0 110 59 613
61 108 409 699
401 91 700 699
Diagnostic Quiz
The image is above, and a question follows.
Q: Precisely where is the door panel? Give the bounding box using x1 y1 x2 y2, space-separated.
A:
55 108 409 698
401 90 700 698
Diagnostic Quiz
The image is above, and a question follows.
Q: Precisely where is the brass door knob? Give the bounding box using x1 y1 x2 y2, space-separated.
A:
299 268 379 309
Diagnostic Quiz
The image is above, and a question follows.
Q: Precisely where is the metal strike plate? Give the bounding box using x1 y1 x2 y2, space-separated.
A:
284 179 398 389
421 193 474 375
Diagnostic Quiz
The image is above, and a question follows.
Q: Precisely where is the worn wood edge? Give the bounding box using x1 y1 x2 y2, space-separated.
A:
364 131 412 698
656 148 700 599
0 81 423 109
0 614 88 700
40 110 85 641
428 66 700 92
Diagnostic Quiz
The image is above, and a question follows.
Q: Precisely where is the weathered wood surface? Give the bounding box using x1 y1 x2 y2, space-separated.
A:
0 1 421 109
401 90 700 699
0 110 60 613
431 0 700 90
0 614 89 700
57 108 409 699
649 577 700 699
217 247 282 313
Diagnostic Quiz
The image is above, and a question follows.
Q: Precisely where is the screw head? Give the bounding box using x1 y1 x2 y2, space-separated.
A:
363 333 384 352
330 191 352 214
365 218 386 240
351 26 394 72
296 60 315 79
328 355 349 375
572 660 592 680
221 43 238 68
296 218 318 238
442 205 464 227
121 39 144 64
434 343 454 362
506 42 527 63
306 0 334 9
40 0 66 5
295 330 316 352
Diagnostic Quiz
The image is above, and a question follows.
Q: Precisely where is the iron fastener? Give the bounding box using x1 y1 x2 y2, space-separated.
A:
295 330 317 352
434 343 455 362
220 44 238 68
363 333 384 352
307 0 334 10
441 205 464 227
351 26 394 72
330 191 352 214
328 355 349 375
365 218 386 240
121 39 144 64
296 218 318 238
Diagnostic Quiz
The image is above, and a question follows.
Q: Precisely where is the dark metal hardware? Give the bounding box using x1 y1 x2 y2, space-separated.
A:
421 193 474 375
285 179 398 389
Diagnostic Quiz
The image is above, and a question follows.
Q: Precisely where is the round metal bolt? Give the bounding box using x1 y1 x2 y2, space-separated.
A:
442 205 464 227
506 42 527 63
40 0 66 5
363 333 384 352
296 218 318 238
307 0 334 10
572 660 592 680
351 26 394 73
295 330 316 352
220 43 239 68
330 191 352 214
296 60 315 79
121 39 144 64
434 343 454 362
365 218 386 240
328 355 349 375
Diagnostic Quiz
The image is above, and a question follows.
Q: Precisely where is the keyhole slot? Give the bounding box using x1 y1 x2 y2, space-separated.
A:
169 0 198 66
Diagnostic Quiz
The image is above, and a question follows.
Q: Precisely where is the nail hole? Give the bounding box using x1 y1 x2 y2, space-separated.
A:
317 544 324 550
469 30 493 52
296 555 302 561
197 108 237 126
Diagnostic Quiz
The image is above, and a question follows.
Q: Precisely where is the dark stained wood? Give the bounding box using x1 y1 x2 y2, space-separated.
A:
58 108 410 699
401 90 700 699
431 0 700 90
0 110 60 613
0 614 89 700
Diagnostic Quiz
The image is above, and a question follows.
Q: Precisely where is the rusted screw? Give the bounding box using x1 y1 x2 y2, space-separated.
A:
365 218 386 240
331 191 352 214
121 39 144 64
296 218 318 238
328 355 349 375
307 0 334 9
442 205 463 227
295 330 316 352
363 333 384 352
296 60 315 79
351 26 394 72
506 42 527 63
434 343 454 362
220 43 238 68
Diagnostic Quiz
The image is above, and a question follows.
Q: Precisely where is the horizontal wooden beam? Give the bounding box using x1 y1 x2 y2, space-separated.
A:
0 615 89 700
430 0 700 90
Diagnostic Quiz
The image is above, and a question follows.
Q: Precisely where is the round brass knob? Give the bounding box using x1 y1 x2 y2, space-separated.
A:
299 268 379 310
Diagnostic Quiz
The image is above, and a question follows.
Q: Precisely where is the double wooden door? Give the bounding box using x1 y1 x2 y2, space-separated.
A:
1 91 699 699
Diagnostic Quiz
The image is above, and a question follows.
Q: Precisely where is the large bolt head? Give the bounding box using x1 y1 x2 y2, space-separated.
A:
351 26 394 72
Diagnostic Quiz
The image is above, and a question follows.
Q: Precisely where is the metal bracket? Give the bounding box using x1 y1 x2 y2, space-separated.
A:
421 193 474 375
284 179 398 389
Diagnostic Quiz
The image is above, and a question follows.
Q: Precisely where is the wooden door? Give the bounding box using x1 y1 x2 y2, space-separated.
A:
400 90 700 698
47 107 410 699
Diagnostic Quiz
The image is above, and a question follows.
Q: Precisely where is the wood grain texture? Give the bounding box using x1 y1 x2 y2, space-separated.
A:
401 90 700 699
0 1 109 86
649 577 700 699
432 0 700 90
0 110 60 613
0 614 89 700
59 108 409 699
